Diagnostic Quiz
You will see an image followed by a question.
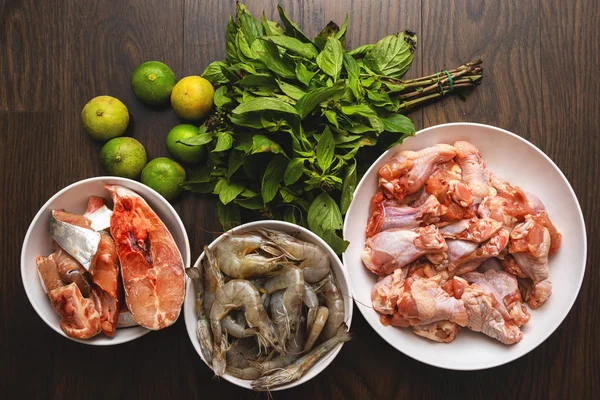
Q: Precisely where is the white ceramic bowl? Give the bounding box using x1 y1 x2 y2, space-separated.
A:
184 220 353 390
21 176 191 345
343 122 587 370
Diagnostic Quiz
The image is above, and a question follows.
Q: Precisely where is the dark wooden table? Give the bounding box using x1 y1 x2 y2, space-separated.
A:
2 0 599 398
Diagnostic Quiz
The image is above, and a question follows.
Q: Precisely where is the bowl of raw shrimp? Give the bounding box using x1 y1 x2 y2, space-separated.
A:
343 122 587 370
183 220 353 391
21 176 191 345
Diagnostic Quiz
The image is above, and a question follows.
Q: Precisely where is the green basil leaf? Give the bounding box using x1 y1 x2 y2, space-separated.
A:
316 126 335 172
344 122 376 134
364 31 417 78
341 103 376 117
263 36 318 59
316 37 343 81
251 134 284 154
383 81 406 93
202 61 229 85
277 80 306 100
284 157 305 185
295 62 316 86
229 112 264 129
379 113 415 134
225 16 240 62
261 155 288 203
240 188 258 198
308 191 343 232
343 52 361 100
179 133 213 146
217 201 241 231
236 2 264 44
295 80 345 119
220 64 240 83
213 132 234 152
282 206 297 224
242 153 269 178
348 43 374 57
236 31 255 60
367 89 393 106
277 5 312 43
251 39 296 79
334 15 349 45
262 12 285 36
235 195 264 210
238 73 276 87
340 160 357 214
324 109 339 128
214 86 233 108
232 97 299 115
319 229 349 254
279 187 296 203
227 150 243 178
214 179 245 205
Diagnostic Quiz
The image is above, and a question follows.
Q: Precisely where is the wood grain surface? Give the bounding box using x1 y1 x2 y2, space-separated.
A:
1 0 599 398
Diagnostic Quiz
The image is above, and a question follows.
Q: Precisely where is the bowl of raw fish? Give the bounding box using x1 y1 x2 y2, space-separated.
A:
342 122 587 370
21 176 191 345
183 220 353 390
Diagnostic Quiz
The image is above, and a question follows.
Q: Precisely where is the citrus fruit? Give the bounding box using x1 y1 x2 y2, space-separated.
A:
166 124 207 165
131 61 176 105
81 96 129 141
99 137 147 179
170 76 214 120
141 157 186 201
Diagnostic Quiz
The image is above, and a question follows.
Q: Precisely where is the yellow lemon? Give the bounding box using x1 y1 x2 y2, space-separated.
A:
170 76 214 120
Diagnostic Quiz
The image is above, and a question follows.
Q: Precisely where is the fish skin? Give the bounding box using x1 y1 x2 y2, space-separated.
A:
48 210 101 270
84 196 113 231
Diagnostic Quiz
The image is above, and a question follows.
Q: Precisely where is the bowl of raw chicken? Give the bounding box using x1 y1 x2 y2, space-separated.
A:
183 220 353 391
21 177 191 345
343 122 587 370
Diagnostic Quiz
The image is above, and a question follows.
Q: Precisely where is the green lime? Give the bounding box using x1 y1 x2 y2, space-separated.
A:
170 76 214 120
141 157 186 201
99 137 147 179
131 61 176 105
81 96 129 141
166 124 207 165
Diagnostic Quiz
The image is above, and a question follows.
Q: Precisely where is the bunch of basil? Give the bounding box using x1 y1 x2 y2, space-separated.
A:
182 3 427 254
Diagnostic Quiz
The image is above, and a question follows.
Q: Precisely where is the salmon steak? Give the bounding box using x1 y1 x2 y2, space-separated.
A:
105 184 185 330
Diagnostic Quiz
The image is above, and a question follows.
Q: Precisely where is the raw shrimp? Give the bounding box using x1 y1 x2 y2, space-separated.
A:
210 279 283 375
185 262 213 364
257 228 330 283
227 366 262 380
251 316 306 374
303 306 329 352
304 283 319 332
316 273 345 340
215 233 289 279
226 337 261 369
264 266 304 342
251 323 353 391
269 291 288 346
204 246 259 339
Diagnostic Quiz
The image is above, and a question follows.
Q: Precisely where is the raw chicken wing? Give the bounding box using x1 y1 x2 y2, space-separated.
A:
378 144 456 201
362 226 447 276
454 141 495 203
366 195 446 236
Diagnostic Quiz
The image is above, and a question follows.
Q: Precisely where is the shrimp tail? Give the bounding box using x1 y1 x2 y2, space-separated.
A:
334 322 353 343
306 307 317 332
